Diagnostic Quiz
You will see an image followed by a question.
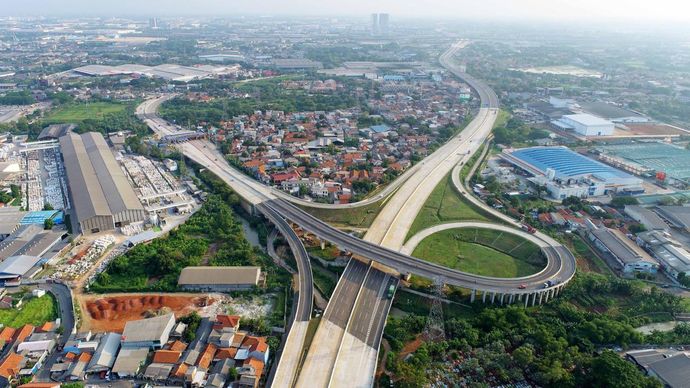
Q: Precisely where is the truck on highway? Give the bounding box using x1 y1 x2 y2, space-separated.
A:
521 224 537 234
387 284 396 298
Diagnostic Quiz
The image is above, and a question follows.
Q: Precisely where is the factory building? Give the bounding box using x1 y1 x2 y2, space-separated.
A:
501 146 644 200
552 113 614 137
59 132 146 235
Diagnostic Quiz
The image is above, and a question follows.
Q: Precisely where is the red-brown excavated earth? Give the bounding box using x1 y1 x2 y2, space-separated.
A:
84 294 215 332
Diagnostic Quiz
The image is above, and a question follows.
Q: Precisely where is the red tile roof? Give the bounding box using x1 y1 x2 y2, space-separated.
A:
0 353 24 378
14 324 34 343
196 343 217 370
213 315 240 331
153 350 181 364
214 348 238 360
0 327 16 343
168 340 187 352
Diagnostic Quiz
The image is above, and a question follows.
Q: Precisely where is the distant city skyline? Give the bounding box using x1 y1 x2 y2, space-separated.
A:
2 0 690 23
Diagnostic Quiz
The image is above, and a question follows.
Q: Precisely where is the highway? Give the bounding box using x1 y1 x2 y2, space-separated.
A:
135 40 576 388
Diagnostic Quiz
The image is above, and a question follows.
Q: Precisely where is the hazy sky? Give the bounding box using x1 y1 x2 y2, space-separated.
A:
3 0 690 22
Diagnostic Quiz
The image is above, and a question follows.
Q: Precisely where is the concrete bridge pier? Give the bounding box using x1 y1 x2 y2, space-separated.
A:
482 292 487 303
500 293 505 305
531 292 538 307
509 294 515 304
491 292 496 304
470 289 476 303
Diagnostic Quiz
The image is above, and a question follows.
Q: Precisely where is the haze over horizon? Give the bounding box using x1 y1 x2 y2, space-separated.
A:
3 0 690 23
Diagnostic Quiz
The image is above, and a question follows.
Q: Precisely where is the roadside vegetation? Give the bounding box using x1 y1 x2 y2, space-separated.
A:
91 194 289 293
382 272 682 387
406 173 491 240
299 199 385 230
412 228 545 278
0 293 58 328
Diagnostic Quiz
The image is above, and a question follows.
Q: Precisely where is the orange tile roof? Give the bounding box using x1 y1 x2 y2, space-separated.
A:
168 340 187 352
196 343 217 370
213 315 240 331
0 353 24 378
243 357 265 378
38 322 54 333
172 363 188 378
77 352 92 363
243 336 268 353
0 327 16 343
64 352 77 362
153 350 181 364
214 347 237 360
14 324 34 343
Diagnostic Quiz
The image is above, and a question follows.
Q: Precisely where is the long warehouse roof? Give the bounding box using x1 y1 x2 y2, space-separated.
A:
81 132 143 215
59 132 143 224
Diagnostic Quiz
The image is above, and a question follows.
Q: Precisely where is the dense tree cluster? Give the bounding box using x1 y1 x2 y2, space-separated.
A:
493 117 550 146
91 194 280 292
383 273 682 387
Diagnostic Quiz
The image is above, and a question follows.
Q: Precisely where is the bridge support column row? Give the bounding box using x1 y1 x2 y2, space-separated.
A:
470 289 476 303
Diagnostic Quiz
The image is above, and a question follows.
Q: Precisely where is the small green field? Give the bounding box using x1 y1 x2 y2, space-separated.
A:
407 173 489 240
412 228 545 278
299 198 384 229
0 294 58 328
44 102 129 123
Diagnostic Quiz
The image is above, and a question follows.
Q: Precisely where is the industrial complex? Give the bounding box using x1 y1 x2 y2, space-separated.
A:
59 132 147 235
501 146 644 199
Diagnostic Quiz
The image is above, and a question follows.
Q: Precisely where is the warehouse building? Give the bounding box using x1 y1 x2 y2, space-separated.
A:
121 313 176 349
501 146 644 199
60 132 146 235
653 206 690 233
589 227 658 273
178 266 263 292
637 230 690 279
552 113 614 137
624 205 669 232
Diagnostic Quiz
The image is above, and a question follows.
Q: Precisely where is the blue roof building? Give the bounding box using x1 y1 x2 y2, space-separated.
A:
502 146 644 199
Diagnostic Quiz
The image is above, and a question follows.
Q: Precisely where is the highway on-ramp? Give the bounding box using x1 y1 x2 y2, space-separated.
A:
136 40 576 388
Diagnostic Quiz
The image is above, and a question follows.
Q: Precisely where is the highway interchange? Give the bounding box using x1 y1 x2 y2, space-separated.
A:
136 40 577 387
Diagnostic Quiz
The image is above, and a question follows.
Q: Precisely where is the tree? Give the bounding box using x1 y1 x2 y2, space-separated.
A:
513 345 534 367
44 218 54 230
42 203 54 211
579 350 662 388
610 196 638 208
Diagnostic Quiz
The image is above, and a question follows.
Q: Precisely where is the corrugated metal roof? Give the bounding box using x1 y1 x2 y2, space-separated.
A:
60 132 145 230
81 132 143 215
178 266 261 286
60 133 112 222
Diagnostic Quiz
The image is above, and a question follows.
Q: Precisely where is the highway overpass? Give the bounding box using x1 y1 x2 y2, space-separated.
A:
136 40 576 388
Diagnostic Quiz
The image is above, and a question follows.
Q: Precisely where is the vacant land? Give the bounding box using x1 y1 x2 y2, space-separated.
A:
79 293 222 332
0 294 58 328
412 228 545 278
407 174 489 240
44 102 129 123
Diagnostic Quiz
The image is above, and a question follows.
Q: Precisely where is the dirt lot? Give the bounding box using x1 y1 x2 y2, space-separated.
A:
78 293 226 333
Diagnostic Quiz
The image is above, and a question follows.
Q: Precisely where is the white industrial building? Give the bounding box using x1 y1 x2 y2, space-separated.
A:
553 113 614 137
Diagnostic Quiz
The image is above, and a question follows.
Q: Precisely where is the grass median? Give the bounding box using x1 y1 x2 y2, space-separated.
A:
411 228 545 278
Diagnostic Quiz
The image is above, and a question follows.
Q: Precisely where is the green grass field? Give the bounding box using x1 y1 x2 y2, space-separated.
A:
312 266 337 298
407 173 489 240
44 102 129 123
412 228 545 278
0 294 58 328
300 198 384 229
